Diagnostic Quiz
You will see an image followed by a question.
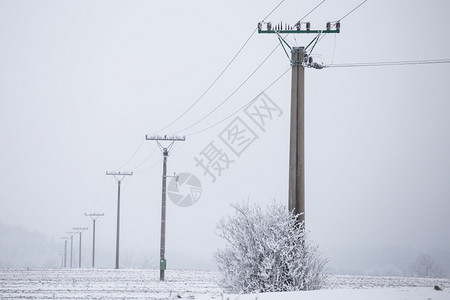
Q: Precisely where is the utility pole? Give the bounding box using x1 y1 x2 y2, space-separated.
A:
66 232 75 268
85 213 104 268
60 237 69 268
145 134 185 281
73 227 88 268
106 171 133 269
289 46 306 224
258 20 340 224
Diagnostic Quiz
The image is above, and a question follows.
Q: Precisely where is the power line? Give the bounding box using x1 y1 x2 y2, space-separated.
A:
262 0 286 22
173 43 281 135
150 0 286 135
133 156 163 173
184 66 291 136
128 145 158 171
175 1 332 135
328 59 450 68
339 0 368 21
150 28 257 134
298 0 326 23
315 0 368 46
114 1 287 174
115 139 145 171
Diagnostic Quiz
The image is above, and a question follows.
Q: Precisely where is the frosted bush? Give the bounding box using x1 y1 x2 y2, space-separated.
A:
215 201 328 293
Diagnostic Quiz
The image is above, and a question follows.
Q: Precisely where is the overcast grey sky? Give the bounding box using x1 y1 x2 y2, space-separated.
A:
1 0 449 270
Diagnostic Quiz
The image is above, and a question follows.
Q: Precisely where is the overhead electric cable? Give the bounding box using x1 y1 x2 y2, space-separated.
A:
339 0 368 21
328 59 450 68
150 28 257 134
298 0 326 23
133 157 163 173
262 0 286 22
185 66 291 136
151 0 286 135
173 43 281 135
128 145 158 171
315 0 368 48
115 139 145 170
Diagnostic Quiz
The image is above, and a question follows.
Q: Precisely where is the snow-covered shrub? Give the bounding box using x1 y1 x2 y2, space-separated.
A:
215 201 328 293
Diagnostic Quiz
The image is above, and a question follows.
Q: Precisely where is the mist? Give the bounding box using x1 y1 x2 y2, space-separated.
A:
0 0 449 276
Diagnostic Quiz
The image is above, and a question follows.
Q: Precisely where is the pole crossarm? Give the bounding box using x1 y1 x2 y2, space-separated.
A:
106 171 133 175
257 21 340 34
85 213 105 219
106 171 133 182
258 20 340 69
146 135 186 154
145 135 185 141
73 227 89 231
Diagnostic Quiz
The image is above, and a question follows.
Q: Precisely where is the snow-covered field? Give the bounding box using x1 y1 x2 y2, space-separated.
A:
0 269 449 300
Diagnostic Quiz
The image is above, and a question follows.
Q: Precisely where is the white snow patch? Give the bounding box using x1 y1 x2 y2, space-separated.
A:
0 269 448 299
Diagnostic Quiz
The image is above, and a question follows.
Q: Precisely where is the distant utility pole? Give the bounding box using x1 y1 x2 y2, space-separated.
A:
85 213 104 268
66 232 75 268
258 20 340 224
145 134 185 281
106 171 133 269
73 227 88 268
60 237 70 268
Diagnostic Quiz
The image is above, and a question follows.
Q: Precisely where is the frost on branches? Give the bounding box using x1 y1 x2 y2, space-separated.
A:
215 201 328 293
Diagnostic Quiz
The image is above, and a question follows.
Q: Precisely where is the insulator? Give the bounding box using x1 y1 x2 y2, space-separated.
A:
258 22 262 30
306 22 311 31
296 22 301 30
336 21 341 30
267 22 272 30
309 56 313 64
326 22 331 31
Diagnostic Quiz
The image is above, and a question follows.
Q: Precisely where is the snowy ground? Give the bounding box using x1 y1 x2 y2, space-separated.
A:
0 269 449 300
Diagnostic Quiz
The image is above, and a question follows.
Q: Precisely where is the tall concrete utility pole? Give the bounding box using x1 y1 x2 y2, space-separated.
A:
289 46 305 223
85 213 104 268
258 20 340 224
73 227 88 268
145 135 185 281
106 171 133 269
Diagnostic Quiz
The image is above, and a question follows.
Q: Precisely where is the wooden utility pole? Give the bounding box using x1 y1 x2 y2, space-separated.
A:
106 171 133 269
146 135 185 281
289 47 305 223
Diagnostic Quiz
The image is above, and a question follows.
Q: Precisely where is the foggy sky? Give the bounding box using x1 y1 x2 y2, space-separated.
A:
1 0 449 271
